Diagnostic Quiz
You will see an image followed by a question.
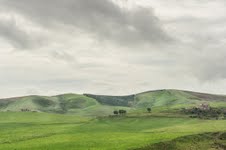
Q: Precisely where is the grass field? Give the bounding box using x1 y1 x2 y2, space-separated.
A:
136 132 226 150
1 89 226 149
0 112 226 150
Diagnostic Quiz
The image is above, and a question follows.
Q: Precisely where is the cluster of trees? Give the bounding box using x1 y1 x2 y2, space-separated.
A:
113 110 127 115
182 107 226 120
84 94 135 107
21 108 30 112
113 107 152 116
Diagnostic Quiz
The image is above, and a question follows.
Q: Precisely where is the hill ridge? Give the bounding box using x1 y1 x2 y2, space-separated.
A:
1 89 226 100
1 89 226 115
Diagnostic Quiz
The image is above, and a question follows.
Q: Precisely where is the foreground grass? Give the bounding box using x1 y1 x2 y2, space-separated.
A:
0 112 226 150
136 132 226 150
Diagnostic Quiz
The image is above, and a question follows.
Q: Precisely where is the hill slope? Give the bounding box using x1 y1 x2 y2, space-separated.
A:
0 94 98 114
84 94 135 106
0 93 132 116
1 89 226 115
135 132 226 150
85 89 226 109
135 90 226 109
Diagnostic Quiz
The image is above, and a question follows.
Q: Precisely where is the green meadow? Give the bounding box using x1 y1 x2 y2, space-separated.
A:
0 112 226 150
1 90 226 149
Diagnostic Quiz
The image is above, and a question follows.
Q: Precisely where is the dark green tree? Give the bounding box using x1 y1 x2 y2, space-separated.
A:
113 110 119 115
147 107 152 113
119 110 127 115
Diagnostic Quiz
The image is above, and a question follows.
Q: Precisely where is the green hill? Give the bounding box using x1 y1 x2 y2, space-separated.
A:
135 89 226 109
85 89 226 109
0 93 131 116
1 89 226 149
0 94 98 114
1 89 226 115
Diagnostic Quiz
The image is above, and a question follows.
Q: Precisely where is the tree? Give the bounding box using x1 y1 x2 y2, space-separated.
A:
147 108 151 113
119 109 127 115
224 111 226 118
123 110 127 115
113 110 119 115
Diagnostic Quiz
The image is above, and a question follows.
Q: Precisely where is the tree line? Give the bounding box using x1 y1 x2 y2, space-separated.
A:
113 107 152 116
182 107 226 120
113 110 127 115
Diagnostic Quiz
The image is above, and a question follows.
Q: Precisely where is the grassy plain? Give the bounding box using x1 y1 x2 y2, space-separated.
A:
1 90 226 149
0 112 226 150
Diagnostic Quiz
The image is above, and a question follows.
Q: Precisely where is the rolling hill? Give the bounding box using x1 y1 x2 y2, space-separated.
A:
1 89 226 150
1 89 226 115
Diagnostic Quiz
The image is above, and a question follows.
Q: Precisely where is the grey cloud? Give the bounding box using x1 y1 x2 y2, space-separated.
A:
160 12 226 81
49 50 108 69
50 51 76 62
191 54 226 81
0 18 40 49
2 0 226 98
0 0 171 47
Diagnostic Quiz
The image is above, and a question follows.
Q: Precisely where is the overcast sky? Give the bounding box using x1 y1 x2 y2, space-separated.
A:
0 0 226 98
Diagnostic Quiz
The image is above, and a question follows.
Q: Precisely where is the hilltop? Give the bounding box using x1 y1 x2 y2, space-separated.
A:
1 89 226 116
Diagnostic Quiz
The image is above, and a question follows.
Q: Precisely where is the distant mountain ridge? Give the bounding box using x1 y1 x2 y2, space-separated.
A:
1 89 226 115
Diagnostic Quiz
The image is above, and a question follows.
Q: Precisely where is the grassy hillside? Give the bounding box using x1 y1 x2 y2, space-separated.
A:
1 89 226 115
135 90 226 110
0 94 133 116
85 90 226 109
136 132 226 150
1 90 226 150
0 94 97 114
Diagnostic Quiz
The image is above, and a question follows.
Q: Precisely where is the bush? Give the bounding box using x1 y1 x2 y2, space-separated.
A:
184 107 225 120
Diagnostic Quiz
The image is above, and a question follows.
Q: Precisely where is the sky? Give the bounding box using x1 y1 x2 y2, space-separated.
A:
0 0 226 98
